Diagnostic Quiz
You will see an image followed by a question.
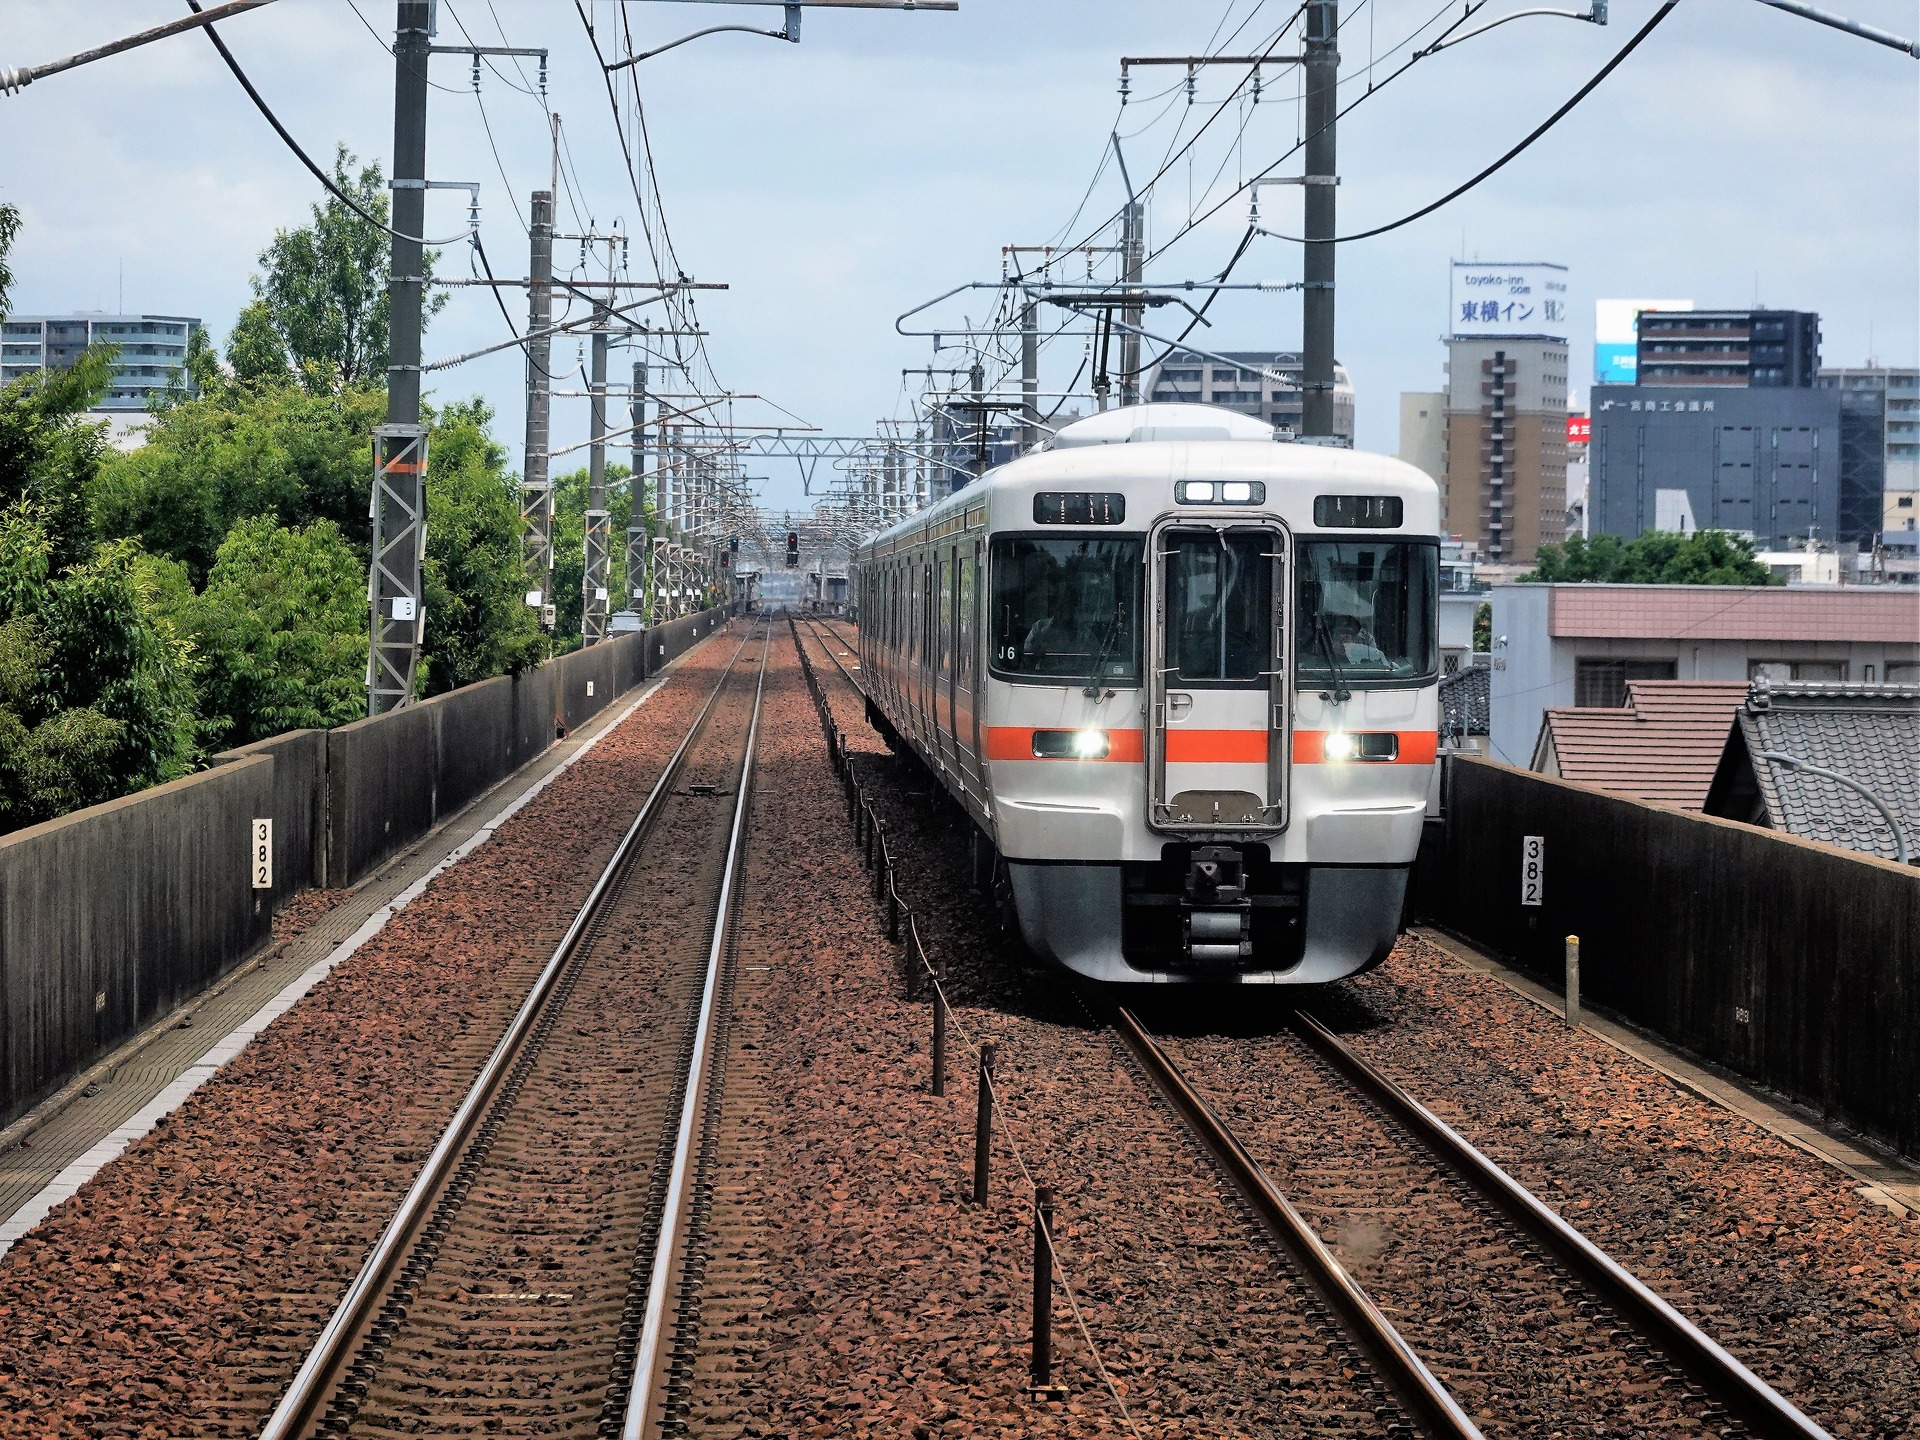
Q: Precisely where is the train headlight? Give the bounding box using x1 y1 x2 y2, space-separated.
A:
1320 731 1398 762
1032 729 1110 760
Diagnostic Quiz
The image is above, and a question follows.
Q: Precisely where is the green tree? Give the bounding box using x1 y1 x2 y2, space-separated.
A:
0 347 113 573
0 509 198 830
91 384 383 583
252 146 445 393
1523 530 1778 585
548 462 641 649
191 515 367 748
0 198 19 314
421 399 545 693
225 299 296 391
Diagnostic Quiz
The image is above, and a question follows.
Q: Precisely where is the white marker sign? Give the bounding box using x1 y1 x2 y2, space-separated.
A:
251 818 273 891
1520 835 1544 907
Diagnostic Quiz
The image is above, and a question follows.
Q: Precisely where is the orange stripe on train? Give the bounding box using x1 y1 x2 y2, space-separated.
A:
1164 729 1269 764
1292 730 1439 765
983 727 1145 762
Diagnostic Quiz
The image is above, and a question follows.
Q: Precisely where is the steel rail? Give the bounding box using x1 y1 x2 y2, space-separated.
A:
1108 1005 1486 1440
1291 1009 1836 1440
620 626 772 1437
800 615 865 695
258 621 758 1440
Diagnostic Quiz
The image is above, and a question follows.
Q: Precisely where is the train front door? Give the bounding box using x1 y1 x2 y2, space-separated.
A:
1146 519 1290 833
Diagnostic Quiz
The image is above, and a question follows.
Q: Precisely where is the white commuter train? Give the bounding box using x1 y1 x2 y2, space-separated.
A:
854 403 1441 985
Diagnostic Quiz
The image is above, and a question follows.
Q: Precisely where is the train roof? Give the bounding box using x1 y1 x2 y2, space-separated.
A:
858 403 1441 558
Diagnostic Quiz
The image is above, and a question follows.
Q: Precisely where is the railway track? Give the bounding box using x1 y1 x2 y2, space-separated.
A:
259 619 772 1440
793 615 1834 1440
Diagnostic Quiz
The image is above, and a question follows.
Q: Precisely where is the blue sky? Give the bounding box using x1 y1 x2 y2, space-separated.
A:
1 0 1914 515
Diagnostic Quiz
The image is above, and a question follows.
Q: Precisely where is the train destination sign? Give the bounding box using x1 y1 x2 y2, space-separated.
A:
1033 491 1127 525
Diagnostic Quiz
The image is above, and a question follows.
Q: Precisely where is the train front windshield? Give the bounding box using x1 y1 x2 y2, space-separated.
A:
991 536 1144 684
1295 540 1438 687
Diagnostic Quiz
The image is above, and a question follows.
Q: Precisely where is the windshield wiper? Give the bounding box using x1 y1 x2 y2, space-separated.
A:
1083 605 1124 698
1312 612 1353 704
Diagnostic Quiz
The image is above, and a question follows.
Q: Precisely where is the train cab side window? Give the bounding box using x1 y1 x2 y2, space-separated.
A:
1295 541 1438 688
990 535 1144 685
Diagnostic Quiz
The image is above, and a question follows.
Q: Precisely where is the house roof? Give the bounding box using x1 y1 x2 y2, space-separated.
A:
1534 680 1750 810
1440 664 1490 738
1708 681 1920 863
1523 583 1920 644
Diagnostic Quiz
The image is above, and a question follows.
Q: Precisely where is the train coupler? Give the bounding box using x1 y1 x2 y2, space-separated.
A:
1182 846 1253 963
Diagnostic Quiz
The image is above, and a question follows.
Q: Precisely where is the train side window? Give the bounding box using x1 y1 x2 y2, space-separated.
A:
958 555 975 687
940 556 955 683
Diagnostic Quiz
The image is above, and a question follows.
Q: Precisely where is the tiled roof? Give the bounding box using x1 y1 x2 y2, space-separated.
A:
1535 681 1749 810
1440 664 1489 737
1538 584 1920 643
1727 681 1920 863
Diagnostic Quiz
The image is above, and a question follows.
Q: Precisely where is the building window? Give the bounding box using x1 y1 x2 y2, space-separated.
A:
1748 660 1846 683
1889 662 1919 684
1574 658 1676 708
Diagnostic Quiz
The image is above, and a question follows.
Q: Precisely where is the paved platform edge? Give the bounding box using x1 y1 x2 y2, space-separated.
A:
1414 925 1920 1218
0 650 697 1257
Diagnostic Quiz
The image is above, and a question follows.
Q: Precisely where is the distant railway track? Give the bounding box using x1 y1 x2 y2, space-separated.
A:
259 619 772 1440
794 613 1833 1440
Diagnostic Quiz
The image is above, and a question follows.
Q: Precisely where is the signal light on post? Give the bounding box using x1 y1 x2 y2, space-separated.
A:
785 531 800 568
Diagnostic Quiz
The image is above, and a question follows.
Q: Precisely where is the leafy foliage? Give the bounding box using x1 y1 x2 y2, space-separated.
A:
92 384 383 584
249 147 445 392
0 512 197 828
421 399 545 694
1522 531 1780 586
190 515 367 748
0 199 18 315
548 462 640 649
0 347 113 572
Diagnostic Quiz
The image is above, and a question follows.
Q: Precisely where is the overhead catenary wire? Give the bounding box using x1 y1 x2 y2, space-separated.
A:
1217 0 1681 246
185 0 474 247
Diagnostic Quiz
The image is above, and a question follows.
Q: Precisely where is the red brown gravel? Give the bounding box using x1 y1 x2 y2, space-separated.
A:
0 626 745 1439
767 618 1401 1437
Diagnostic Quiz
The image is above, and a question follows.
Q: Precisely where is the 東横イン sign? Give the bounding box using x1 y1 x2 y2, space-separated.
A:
1520 835 1544 907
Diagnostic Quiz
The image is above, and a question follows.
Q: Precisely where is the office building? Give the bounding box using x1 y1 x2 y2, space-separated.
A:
1636 309 1821 388
0 313 203 410
1816 366 1920 531
1146 350 1355 442
1442 337 1569 566
1588 383 1882 548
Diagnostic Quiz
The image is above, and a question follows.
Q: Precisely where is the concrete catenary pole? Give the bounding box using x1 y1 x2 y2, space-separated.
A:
1118 201 1145 406
1301 0 1339 440
1021 301 1040 449
520 189 555 626
582 309 611 643
628 355 649 618
367 0 433 715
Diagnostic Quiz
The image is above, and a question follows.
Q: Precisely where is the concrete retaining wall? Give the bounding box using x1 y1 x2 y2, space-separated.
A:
425 674 518 821
0 605 734 1125
326 703 438 888
1418 757 1920 1157
0 757 275 1126
212 728 327 899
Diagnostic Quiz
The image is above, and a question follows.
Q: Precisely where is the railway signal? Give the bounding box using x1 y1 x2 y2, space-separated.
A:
785 531 800 567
